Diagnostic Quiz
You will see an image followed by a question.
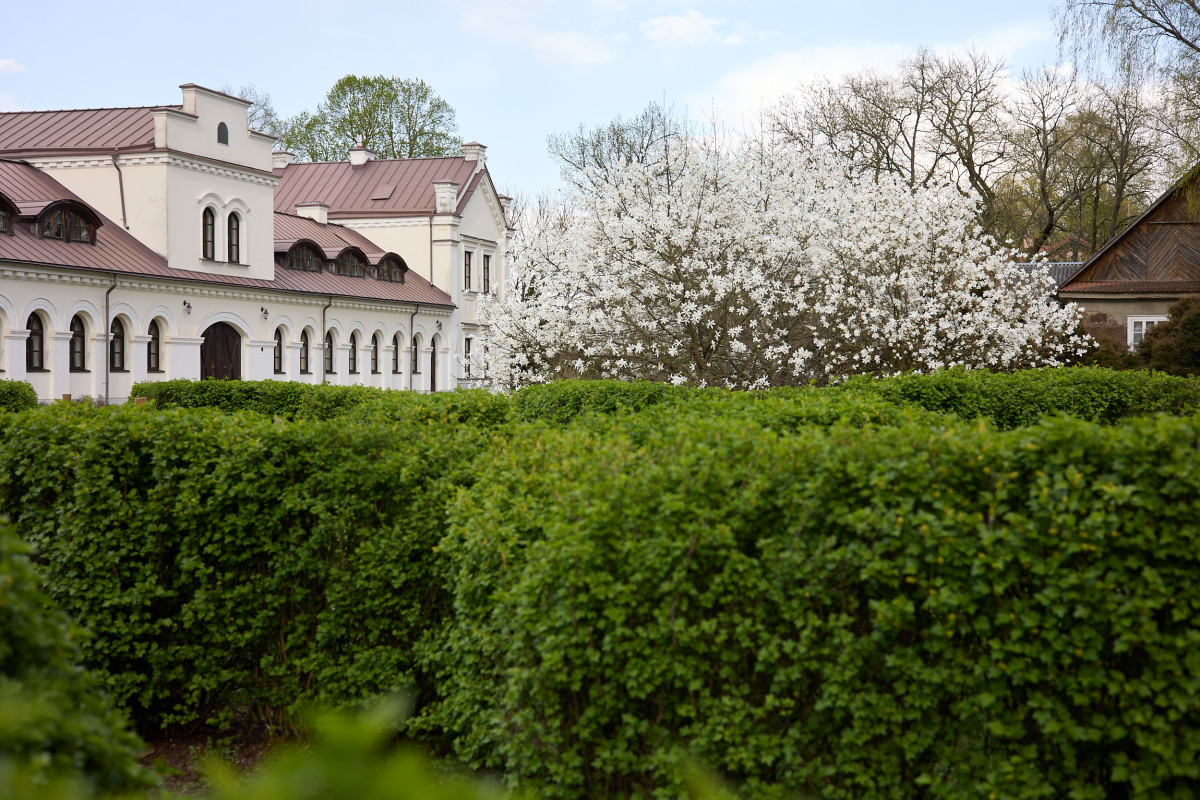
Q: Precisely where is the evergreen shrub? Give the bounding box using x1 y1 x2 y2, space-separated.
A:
0 379 37 413
436 413 1200 799
838 366 1200 429
0 519 154 796
0 404 491 736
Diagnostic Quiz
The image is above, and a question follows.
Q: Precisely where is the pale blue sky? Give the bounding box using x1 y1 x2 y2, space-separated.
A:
1 0 1066 197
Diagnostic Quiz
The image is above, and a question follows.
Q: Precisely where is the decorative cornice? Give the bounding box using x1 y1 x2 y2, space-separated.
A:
340 217 433 229
27 152 278 187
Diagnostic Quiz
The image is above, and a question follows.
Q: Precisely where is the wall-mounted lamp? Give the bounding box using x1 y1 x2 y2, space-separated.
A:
436 320 443 331
260 306 269 321
182 301 192 315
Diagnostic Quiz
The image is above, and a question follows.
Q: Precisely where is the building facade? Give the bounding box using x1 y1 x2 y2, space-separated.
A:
0 84 508 403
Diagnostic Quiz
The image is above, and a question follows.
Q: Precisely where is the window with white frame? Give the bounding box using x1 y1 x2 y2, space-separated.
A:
1128 316 1168 349
482 254 491 294
463 250 472 292
464 336 472 378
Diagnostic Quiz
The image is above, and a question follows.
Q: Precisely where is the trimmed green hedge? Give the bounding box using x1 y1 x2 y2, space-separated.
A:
0 519 154 796
434 413 1200 799
838 366 1200 429
0 379 37 413
0 404 493 736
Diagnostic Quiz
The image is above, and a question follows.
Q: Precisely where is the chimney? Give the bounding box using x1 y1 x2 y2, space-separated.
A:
433 181 459 215
462 141 486 171
295 202 329 225
272 150 295 169
350 146 376 167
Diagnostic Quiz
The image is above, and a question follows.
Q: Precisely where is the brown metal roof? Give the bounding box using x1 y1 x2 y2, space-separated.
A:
0 159 452 308
0 107 172 156
271 212 452 306
273 157 484 218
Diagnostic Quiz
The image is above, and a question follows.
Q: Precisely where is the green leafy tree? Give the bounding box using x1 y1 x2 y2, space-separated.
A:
279 76 462 162
1136 296 1200 375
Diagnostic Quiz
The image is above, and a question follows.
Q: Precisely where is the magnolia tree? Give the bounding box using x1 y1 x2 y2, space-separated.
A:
480 132 1088 389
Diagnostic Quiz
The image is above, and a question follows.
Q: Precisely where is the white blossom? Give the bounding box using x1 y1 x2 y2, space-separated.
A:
481 133 1088 389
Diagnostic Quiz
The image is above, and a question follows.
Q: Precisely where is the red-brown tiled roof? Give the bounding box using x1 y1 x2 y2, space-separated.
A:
1059 281 1200 294
0 107 173 156
272 211 453 306
274 212 386 260
0 159 169 275
273 157 483 218
0 160 453 308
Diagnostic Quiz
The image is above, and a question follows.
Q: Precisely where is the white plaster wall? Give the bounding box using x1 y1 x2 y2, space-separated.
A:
339 218 434 282
1 265 451 403
165 165 275 280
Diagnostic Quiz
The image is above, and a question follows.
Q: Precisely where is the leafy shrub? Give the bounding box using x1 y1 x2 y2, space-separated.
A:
1137 297 1200 377
0 379 37 413
0 404 491 736
435 413 1200 799
0 519 155 796
510 380 695 424
839 365 1200 429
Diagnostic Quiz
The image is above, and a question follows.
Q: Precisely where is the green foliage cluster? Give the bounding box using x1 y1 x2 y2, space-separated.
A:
0 404 493 736
1138 297 1200 377
8 368 1200 798
0 379 38 413
131 380 512 427
0 519 154 797
838 365 1200 429
435 413 1200 799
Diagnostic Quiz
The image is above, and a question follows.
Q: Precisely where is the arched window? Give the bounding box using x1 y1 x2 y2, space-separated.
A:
202 208 216 260
378 257 407 283
464 336 472 378
110 319 125 371
69 315 86 372
217 122 229 145
411 336 420 374
371 334 380 374
273 328 284 374
324 332 334 374
40 207 95 244
25 314 44 371
335 250 366 277
392 333 401 374
147 320 162 372
348 333 358 374
286 244 323 272
300 331 310 374
227 213 240 263
430 343 437 392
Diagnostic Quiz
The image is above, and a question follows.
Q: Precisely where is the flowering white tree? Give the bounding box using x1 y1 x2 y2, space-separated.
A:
481 131 1088 389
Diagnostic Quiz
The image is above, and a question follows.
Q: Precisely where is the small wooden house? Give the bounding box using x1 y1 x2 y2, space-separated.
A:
1059 165 1200 348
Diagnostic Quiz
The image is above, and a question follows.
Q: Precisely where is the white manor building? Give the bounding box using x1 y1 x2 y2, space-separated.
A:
0 84 511 403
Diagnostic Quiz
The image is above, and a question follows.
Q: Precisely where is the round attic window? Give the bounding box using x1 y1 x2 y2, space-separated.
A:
217 122 229 145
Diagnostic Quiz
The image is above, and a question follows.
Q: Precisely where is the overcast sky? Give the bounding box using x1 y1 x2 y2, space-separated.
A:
1 0 1067 198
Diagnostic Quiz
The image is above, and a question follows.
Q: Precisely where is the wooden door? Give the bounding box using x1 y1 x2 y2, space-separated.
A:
200 322 241 380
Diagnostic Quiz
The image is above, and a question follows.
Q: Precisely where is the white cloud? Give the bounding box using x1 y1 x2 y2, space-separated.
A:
709 43 909 123
0 59 25 76
706 19 1057 126
456 0 616 66
0 93 22 112
641 10 743 46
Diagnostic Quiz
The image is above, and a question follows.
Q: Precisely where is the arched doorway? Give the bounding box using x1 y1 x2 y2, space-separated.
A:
200 322 241 380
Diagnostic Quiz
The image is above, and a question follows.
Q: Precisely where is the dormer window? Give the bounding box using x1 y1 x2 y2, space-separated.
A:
335 250 366 278
40 207 95 244
217 122 229 145
378 256 408 284
286 243 323 272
